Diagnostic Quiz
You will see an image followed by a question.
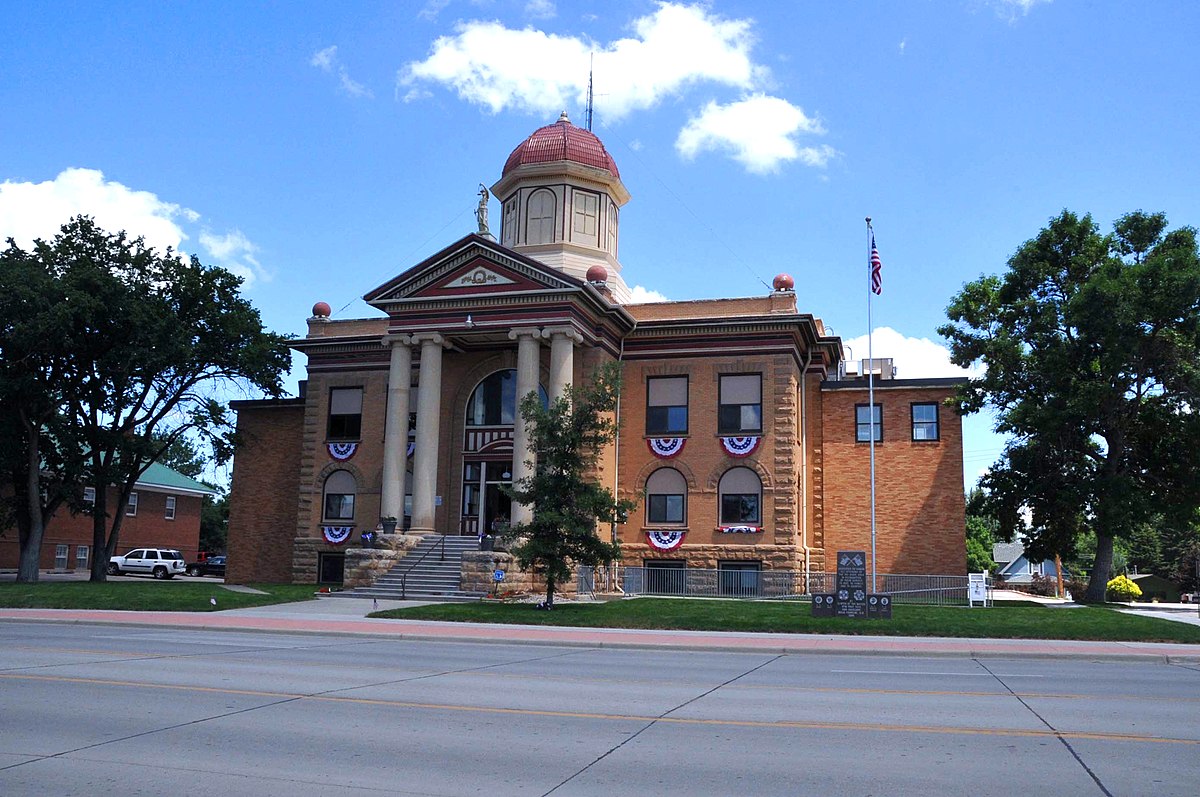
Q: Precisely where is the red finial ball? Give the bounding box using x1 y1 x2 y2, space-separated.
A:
586 264 609 284
772 273 795 292
312 301 331 318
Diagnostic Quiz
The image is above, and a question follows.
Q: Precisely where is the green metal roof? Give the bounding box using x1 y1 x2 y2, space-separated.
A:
137 461 218 496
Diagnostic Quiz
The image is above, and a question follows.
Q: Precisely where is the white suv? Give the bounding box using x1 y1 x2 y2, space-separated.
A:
108 548 187 579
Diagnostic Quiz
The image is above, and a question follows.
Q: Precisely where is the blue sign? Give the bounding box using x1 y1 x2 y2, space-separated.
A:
493 569 505 582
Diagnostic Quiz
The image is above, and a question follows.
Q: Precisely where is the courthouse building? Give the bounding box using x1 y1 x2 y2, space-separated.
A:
226 114 966 587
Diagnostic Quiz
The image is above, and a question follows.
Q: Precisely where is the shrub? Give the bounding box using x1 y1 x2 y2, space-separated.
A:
1106 574 1142 602
1027 573 1059 597
1065 577 1091 602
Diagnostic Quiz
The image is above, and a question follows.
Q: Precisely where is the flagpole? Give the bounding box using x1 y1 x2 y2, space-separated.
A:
866 216 877 594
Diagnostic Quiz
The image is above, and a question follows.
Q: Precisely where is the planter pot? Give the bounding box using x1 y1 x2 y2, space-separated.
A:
380 518 398 534
479 535 494 552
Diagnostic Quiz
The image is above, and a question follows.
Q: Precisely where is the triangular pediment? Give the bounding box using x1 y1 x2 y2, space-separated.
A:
364 234 582 305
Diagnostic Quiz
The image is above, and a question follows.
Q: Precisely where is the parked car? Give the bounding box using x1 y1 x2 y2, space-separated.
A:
186 556 226 578
108 548 187 579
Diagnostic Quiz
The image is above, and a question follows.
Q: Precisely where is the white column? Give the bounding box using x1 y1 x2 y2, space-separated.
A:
509 327 542 526
544 326 582 403
410 333 447 535
379 334 412 523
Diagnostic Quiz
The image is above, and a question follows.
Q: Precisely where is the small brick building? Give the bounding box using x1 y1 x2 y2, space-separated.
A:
227 114 966 587
0 462 215 573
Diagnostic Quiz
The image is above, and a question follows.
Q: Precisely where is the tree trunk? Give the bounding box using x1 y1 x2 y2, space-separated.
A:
1086 532 1115 602
544 574 556 608
16 429 44 583
90 485 111 582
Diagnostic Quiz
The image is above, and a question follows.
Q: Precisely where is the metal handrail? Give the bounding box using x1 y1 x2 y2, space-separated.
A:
399 534 447 599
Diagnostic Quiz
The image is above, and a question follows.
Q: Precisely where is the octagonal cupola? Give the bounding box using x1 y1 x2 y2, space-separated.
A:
491 112 632 302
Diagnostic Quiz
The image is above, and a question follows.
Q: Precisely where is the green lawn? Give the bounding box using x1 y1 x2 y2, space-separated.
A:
372 598 1200 644
0 582 318 611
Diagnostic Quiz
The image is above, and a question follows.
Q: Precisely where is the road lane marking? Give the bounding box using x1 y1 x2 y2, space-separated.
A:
3 672 1197 746
832 669 1044 677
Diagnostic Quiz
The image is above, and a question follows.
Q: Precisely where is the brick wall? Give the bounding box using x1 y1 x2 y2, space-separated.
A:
819 384 966 575
227 403 304 583
0 488 204 572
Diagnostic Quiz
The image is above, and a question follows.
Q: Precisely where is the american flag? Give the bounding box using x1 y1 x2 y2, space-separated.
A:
869 234 883 295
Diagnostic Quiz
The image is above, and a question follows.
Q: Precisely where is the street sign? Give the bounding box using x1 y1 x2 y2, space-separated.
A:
493 569 505 582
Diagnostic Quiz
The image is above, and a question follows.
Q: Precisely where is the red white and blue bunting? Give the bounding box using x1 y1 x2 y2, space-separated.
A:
719 436 760 458
646 529 686 551
323 526 353 544
647 437 686 459
328 442 358 461
718 525 762 534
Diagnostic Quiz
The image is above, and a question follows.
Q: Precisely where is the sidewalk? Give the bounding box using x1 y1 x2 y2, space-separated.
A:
2 596 1198 663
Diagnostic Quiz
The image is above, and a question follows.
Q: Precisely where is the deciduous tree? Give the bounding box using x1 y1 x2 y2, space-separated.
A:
501 362 633 608
940 210 1200 602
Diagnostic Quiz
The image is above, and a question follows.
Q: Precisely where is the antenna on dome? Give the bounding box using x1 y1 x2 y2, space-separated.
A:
585 52 594 132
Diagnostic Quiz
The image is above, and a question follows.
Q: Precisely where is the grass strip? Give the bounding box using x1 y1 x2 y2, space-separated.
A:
373 598 1200 643
0 582 318 611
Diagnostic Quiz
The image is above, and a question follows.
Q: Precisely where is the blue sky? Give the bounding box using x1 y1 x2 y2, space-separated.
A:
4 0 1198 488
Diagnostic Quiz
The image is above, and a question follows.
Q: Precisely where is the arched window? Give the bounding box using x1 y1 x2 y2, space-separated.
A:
646 468 687 524
466 369 548 426
526 189 556 244
323 471 356 521
718 467 761 525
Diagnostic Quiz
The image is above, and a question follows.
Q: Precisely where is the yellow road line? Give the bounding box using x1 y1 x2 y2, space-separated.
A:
3 672 1197 745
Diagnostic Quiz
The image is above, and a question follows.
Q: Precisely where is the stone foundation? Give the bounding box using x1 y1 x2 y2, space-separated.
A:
343 534 422 588
461 550 580 598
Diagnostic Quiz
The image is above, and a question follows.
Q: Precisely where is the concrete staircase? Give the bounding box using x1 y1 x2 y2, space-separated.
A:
347 535 484 602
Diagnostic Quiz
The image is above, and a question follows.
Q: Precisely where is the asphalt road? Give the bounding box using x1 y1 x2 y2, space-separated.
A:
1 622 1198 796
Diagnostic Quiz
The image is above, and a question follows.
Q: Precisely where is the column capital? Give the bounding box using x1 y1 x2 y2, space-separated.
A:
508 327 543 341
541 326 584 345
381 332 412 347
411 332 449 348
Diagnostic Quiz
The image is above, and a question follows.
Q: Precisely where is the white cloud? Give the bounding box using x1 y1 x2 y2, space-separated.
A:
310 45 373 98
898 38 907 55
676 95 835 174
0 168 267 286
627 285 669 303
418 0 451 21
525 0 555 19
400 2 762 120
841 327 981 379
987 0 1051 20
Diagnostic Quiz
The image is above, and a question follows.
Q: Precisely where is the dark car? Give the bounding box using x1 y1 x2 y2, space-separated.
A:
186 556 226 578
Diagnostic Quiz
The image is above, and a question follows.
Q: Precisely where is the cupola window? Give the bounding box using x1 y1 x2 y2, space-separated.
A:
526 189 556 245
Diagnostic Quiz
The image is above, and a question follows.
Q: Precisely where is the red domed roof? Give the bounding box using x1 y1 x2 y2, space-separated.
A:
503 112 620 179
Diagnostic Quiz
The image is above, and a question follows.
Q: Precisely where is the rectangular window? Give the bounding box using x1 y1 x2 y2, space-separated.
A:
720 493 761 525
644 559 686 595
718 374 762 434
165 496 177 520
55 544 68 570
911 402 939 441
318 552 345 585
719 561 762 597
324 493 355 521
76 545 90 570
327 387 363 440
646 376 688 435
573 192 598 238
855 403 882 443
647 494 685 524
126 492 139 517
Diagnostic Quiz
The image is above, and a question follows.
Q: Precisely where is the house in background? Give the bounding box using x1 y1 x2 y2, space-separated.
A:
1129 573 1183 603
0 462 216 573
992 541 1062 585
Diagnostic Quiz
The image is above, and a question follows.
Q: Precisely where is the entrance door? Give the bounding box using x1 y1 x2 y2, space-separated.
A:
462 461 512 536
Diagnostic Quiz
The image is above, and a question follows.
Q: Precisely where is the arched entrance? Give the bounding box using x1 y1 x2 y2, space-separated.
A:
460 369 546 536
